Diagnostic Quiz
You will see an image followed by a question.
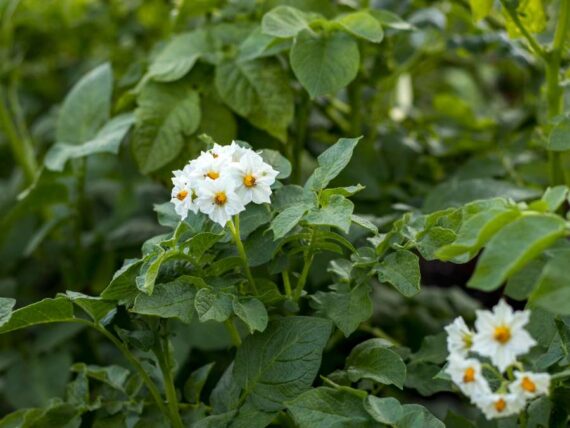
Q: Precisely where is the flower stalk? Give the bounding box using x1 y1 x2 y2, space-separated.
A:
228 215 258 295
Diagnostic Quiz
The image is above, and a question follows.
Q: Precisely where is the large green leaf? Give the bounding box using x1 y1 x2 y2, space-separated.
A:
303 195 354 233
215 58 294 141
132 276 197 323
398 404 445 428
45 113 134 171
346 339 406 388
270 204 309 239
377 250 421 297
233 316 332 411
100 259 142 302
148 30 210 82
0 298 75 334
261 6 315 38
290 29 360 98
194 287 233 322
530 249 570 315
56 63 112 145
305 137 361 191
286 387 377 428
133 81 201 174
336 11 384 43
364 396 403 425
468 214 567 291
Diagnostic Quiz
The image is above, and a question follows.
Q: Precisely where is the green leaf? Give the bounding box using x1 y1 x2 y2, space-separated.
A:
369 10 414 30
101 259 142 302
45 113 134 171
0 298 75 334
548 117 570 151
304 195 354 233
286 387 377 428
541 185 569 212
363 396 403 425
63 291 115 323
0 298 16 327
194 287 233 323
262 6 315 38
56 63 112 145
215 58 293 142
238 204 271 239
312 282 372 337
469 0 493 21
234 316 332 411
377 250 421 297
530 249 570 315
260 149 291 179
320 184 365 205
505 258 545 301
468 214 567 291
398 404 445 428
132 276 197 323
133 81 201 174
148 30 210 82
270 204 309 239
72 363 130 391
337 11 384 43
290 30 360 98
305 137 361 191
184 362 215 404
232 297 268 334
346 339 406 388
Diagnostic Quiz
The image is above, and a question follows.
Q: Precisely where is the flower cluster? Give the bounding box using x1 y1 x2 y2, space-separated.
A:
444 300 550 420
170 142 278 226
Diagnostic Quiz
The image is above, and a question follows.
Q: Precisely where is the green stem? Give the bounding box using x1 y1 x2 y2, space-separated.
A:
359 323 401 346
228 216 258 294
282 271 292 298
499 0 546 59
224 319 242 347
0 85 37 184
153 335 184 428
294 227 316 300
78 320 169 419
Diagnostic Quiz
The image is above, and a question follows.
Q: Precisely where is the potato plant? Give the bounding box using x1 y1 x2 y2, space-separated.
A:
2 0 570 427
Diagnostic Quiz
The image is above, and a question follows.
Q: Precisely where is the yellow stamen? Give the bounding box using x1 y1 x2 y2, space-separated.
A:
207 171 220 180
521 377 536 393
243 174 256 188
463 367 475 383
494 326 511 344
494 398 506 412
176 190 188 201
214 192 227 206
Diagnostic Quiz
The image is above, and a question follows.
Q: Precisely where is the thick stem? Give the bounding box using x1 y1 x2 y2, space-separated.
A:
282 271 292 298
228 216 258 294
224 319 242 347
154 335 184 428
294 227 316 300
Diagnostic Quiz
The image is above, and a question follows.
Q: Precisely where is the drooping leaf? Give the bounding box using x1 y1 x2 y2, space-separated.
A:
290 29 360 98
215 58 294 141
56 63 113 145
233 316 332 411
133 81 201 173
468 214 566 291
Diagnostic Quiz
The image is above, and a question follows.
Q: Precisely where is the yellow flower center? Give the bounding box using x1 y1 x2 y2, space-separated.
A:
207 171 220 180
494 326 511 344
463 367 475 383
521 377 536 393
214 192 227 206
494 398 506 412
463 333 473 349
176 190 188 201
243 174 256 188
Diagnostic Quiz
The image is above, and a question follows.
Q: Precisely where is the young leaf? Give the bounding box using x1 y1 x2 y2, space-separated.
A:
468 214 567 291
148 30 210 82
232 297 268 334
346 339 406 388
0 298 75 334
215 58 294 142
286 387 376 428
194 287 233 322
305 137 361 191
45 113 134 171
303 195 354 233
56 63 112 145
290 29 360 98
262 6 315 38
133 81 201 174
233 316 332 411
132 276 197 323
377 250 421 297
336 11 384 43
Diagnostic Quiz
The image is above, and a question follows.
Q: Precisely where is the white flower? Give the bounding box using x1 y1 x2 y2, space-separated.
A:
188 152 229 184
509 371 550 399
195 178 245 226
472 300 536 372
445 355 491 401
170 170 198 220
445 317 475 358
474 392 526 420
231 151 278 204
210 141 249 162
